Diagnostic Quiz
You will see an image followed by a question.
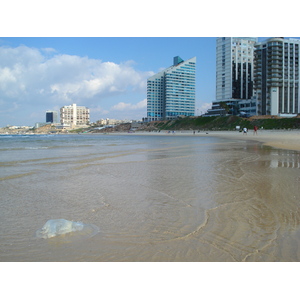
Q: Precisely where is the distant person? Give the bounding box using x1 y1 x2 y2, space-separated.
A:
253 126 258 135
243 127 248 135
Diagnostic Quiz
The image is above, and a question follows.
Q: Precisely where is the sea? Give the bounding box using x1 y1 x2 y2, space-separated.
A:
1 132 300 262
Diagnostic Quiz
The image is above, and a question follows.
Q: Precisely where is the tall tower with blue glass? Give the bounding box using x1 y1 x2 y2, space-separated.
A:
147 56 196 121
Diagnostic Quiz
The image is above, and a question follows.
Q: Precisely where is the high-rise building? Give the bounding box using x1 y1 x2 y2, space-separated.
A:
216 37 257 101
46 110 58 123
147 56 196 121
254 37 300 116
206 37 257 116
60 103 90 126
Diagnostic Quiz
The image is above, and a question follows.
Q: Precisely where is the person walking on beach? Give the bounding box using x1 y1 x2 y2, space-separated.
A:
243 127 248 135
253 125 258 135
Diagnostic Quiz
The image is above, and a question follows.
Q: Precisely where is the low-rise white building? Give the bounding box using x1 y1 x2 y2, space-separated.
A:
97 118 125 126
60 104 90 127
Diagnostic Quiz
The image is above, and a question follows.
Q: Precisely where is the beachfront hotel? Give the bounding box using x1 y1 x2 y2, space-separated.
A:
60 103 90 127
254 37 300 116
146 56 196 121
206 37 258 116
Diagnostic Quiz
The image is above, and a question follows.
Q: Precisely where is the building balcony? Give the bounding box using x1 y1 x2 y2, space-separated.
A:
267 82 282 87
267 76 282 81
267 58 282 64
268 65 283 70
267 55 283 62
267 77 281 82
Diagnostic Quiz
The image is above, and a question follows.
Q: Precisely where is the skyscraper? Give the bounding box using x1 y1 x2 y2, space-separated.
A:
206 37 257 116
216 37 257 101
147 56 196 121
46 110 58 123
254 37 300 116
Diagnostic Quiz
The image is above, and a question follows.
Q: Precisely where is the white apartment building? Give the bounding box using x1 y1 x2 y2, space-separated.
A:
254 37 300 116
97 118 122 126
60 103 90 127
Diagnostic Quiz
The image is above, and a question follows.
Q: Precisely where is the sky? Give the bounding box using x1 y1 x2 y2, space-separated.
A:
0 37 218 127
0 1 299 129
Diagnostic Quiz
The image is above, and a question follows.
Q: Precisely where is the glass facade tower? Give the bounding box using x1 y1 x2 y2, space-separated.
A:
46 111 58 123
216 37 257 102
206 37 257 116
147 56 196 121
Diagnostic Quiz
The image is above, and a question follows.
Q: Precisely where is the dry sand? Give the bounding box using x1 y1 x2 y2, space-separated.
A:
114 129 300 152
201 129 300 152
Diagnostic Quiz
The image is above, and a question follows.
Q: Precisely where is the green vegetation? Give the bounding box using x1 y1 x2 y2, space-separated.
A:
43 116 300 134
148 116 300 131
69 128 88 133
250 118 300 130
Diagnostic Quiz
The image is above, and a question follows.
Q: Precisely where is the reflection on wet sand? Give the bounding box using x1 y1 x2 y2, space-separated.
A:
82 140 300 262
168 143 300 262
1 134 300 261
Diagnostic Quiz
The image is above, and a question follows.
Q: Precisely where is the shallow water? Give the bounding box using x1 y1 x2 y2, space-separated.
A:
1 133 300 261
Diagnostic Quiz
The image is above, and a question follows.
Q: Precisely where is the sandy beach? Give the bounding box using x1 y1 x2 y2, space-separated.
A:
1 132 300 262
199 130 300 152
119 129 300 152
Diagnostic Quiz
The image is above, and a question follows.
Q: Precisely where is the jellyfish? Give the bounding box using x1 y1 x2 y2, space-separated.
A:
36 219 99 239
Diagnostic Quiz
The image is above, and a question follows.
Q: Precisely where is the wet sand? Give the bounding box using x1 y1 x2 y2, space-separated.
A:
1 133 300 263
116 129 300 152
203 130 300 152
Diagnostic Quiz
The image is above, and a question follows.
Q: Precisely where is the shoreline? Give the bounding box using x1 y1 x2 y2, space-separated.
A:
205 130 300 152
111 129 300 152
1 129 300 152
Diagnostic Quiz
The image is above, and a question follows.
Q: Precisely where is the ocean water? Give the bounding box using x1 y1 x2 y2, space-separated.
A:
1 133 300 262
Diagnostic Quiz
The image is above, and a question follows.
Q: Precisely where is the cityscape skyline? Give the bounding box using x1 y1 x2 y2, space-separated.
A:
1 37 300 127
0 37 215 127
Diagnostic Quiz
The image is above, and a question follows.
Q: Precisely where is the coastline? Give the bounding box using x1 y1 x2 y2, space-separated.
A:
111 129 300 152
1 128 300 263
1 128 300 152
196 129 300 152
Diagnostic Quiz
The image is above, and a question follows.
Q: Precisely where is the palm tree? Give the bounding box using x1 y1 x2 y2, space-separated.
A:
219 102 230 116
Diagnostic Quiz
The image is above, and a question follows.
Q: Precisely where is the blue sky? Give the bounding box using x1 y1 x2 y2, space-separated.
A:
0 37 218 127
2 36 300 127
1 1 299 128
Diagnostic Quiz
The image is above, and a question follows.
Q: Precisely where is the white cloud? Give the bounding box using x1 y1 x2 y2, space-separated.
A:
89 105 109 115
41 48 57 53
111 102 131 111
111 99 147 111
201 102 212 111
0 47 153 101
0 45 154 126
196 102 212 115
